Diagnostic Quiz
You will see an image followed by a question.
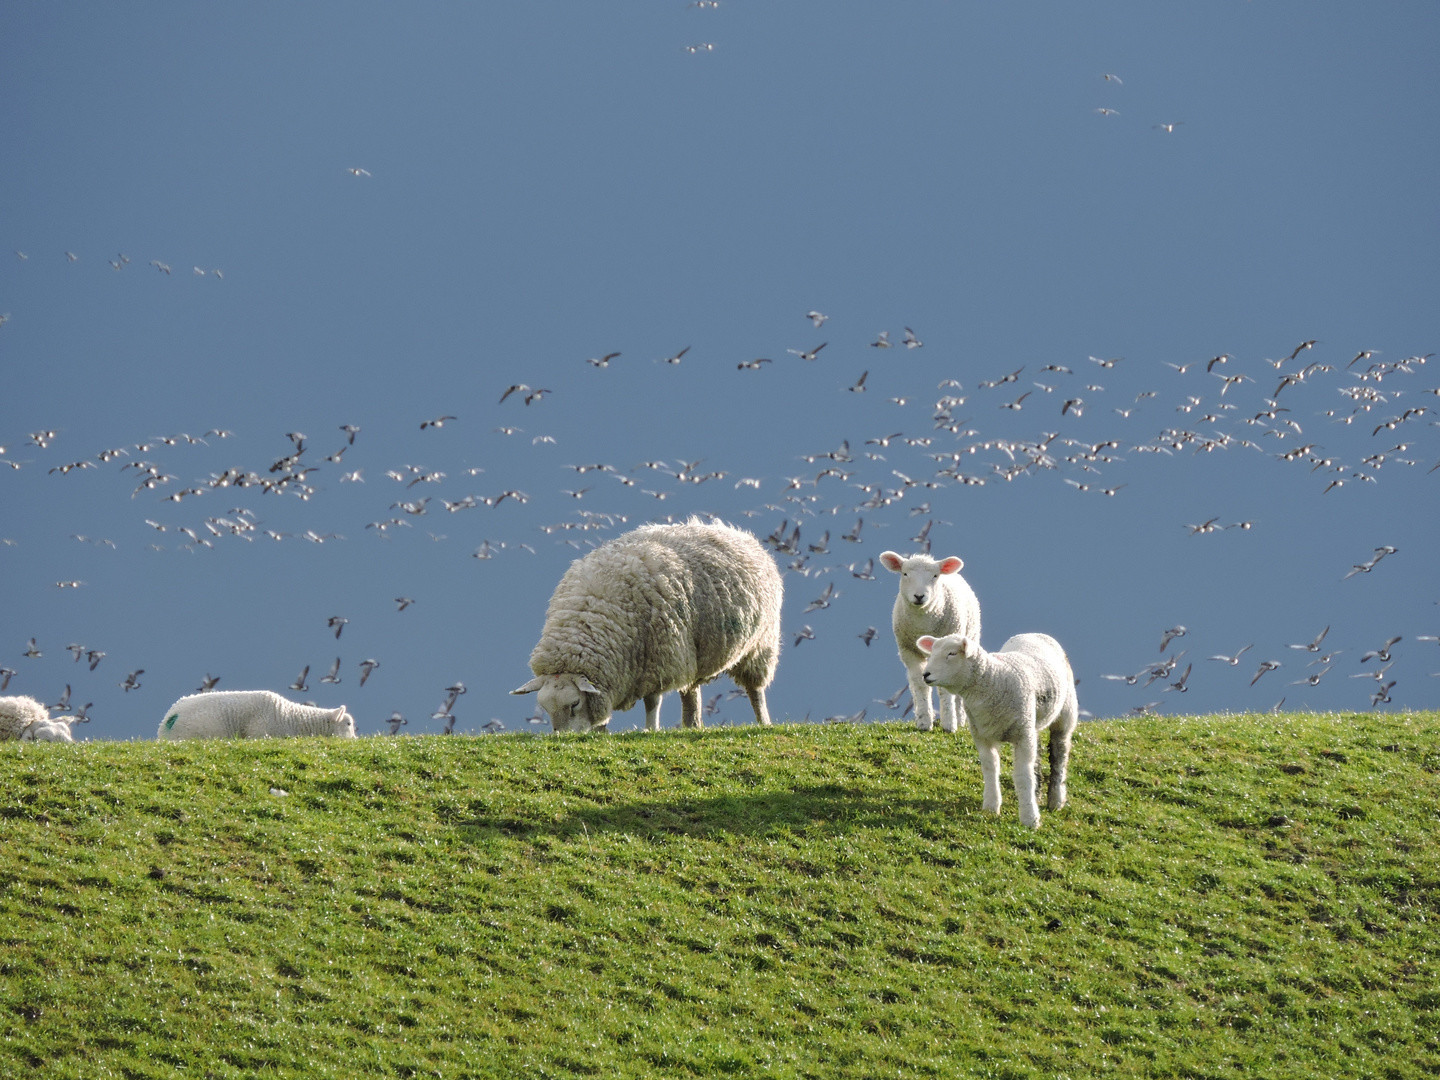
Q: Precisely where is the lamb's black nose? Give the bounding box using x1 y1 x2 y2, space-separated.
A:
922 672 934 684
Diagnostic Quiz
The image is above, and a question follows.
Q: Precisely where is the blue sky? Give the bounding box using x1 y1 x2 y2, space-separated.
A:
3 1 1437 739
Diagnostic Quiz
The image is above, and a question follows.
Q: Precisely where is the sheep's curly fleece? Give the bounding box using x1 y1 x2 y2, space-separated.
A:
529 519 782 717
0 695 51 739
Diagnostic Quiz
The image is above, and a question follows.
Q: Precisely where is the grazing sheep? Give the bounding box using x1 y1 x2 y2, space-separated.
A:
0 695 72 742
158 690 356 740
917 632 1078 829
513 518 783 732
879 550 982 733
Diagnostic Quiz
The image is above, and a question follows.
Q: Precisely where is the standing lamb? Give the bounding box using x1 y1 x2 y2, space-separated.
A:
916 632 1078 829
0 695 74 742
879 550 982 733
158 690 356 740
512 518 783 733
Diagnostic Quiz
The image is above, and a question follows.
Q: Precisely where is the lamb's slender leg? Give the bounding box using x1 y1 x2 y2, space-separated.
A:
975 738 1003 814
744 686 772 727
643 693 662 733
679 687 703 729
1047 694 1077 811
1013 727 1042 829
909 663 935 731
938 689 959 734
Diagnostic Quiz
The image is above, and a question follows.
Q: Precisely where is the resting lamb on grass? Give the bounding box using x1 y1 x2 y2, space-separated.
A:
879 550 981 733
917 632 1078 829
513 518 783 733
0 695 73 742
158 690 356 740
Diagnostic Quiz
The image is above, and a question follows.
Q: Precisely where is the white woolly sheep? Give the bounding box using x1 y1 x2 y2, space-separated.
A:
513 518 783 732
879 550 982 733
158 690 356 740
917 632 1078 829
0 695 73 742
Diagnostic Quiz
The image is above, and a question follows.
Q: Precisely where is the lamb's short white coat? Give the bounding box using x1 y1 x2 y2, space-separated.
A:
0 695 73 742
918 632 1078 829
879 551 981 733
158 690 356 740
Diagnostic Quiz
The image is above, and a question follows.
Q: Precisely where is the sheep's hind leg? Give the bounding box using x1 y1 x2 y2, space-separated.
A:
744 685 772 727
1047 694 1077 811
679 687 703 729
643 693 662 733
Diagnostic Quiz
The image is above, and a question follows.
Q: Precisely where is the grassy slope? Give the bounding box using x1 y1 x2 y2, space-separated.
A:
1 713 1437 1080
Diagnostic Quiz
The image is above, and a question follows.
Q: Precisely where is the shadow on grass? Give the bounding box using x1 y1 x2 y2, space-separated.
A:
446 783 979 843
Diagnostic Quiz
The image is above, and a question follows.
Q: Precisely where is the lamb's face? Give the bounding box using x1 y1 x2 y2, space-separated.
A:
533 675 610 733
882 551 964 608
917 634 973 691
331 709 357 738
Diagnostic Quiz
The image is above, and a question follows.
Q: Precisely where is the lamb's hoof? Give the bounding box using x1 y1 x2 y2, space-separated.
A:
1047 789 1068 811
940 721 959 734
915 720 935 733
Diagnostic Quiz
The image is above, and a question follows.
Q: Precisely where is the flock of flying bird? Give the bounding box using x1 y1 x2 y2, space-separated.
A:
4 245 1438 733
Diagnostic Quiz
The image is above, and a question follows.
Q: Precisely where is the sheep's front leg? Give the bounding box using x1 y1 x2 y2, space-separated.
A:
679 687 703 729
1013 726 1042 829
909 661 935 731
974 738 1003 815
643 693 662 733
745 686 772 727
938 690 959 734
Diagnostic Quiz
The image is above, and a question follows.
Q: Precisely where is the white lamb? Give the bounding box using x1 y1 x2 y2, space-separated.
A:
158 690 356 740
0 695 74 742
879 550 982 733
513 518 783 733
917 632 1078 829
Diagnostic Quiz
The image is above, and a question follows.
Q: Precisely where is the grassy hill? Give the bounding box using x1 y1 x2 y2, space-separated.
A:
2 712 1437 1079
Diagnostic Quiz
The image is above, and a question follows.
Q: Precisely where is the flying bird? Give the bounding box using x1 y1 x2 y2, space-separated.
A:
807 311 829 327
1208 645 1253 666
659 346 691 365
848 371 869 393
1159 626 1187 653
359 659 380 687
196 673 220 692
328 616 348 639
1250 660 1282 686
290 666 310 692
321 657 342 684
1287 626 1330 653
587 352 620 368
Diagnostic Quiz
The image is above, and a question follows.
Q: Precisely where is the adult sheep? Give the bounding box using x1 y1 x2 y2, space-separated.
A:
879 550 981 733
917 632 1078 829
513 518 783 732
158 690 356 740
0 695 72 742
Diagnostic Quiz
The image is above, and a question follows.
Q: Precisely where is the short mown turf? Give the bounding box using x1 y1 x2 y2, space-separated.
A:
2 712 1437 1078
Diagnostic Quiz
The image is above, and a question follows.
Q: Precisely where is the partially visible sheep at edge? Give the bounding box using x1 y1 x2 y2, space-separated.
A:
158 690 356 740
0 695 75 742
879 550 982 733
513 518 783 732
917 631 1079 829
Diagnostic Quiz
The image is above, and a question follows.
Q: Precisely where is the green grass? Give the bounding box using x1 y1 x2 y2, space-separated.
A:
2 712 1437 1079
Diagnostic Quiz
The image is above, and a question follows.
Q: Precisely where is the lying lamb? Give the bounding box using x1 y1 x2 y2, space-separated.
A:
158 690 356 740
917 632 1078 829
0 695 74 742
514 518 783 732
879 550 981 733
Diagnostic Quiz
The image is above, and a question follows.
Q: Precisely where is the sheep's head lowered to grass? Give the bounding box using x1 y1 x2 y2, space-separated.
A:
880 551 965 608
511 674 610 733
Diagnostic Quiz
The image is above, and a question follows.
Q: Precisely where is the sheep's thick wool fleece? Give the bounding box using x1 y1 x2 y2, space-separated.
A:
530 520 782 710
0 695 52 739
158 690 354 740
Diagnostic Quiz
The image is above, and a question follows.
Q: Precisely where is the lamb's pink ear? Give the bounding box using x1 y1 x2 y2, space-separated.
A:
329 707 346 721
938 556 964 575
915 636 936 655
957 637 973 656
577 677 602 695
879 551 905 573
510 677 544 695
